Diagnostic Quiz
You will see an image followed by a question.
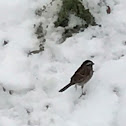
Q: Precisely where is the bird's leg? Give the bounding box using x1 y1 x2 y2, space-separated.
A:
79 85 86 98
81 85 84 94
75 84 77 90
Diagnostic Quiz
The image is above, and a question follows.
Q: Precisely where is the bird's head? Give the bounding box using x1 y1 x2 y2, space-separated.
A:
83 60 94 66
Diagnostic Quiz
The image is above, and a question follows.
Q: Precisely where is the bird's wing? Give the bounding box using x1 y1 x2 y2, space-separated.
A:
71 73 86 84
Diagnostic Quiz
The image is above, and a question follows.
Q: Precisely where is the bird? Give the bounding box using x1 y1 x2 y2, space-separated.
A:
59 60 94 97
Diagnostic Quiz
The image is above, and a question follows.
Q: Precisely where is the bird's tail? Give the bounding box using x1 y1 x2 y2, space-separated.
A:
59 83 72 92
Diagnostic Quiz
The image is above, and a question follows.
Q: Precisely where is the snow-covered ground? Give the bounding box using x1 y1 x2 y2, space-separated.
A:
0 0 126 126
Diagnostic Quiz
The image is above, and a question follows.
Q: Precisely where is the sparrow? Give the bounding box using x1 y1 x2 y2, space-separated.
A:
59 60 94 97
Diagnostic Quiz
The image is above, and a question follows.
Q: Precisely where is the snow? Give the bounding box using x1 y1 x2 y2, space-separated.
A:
0 0 126 126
